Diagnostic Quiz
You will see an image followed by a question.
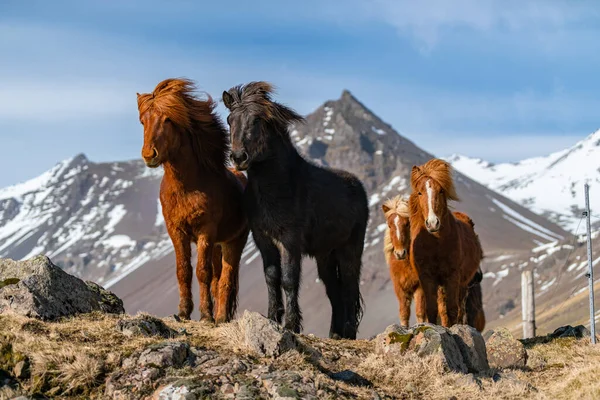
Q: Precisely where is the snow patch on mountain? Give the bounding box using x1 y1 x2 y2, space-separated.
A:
447 129 600 232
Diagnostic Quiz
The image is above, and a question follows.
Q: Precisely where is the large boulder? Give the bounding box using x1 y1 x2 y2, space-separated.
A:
0 255 124 320
374 324 413 356
239 311 297 358
408 324 467 373
449 325 489 373
549 325 591 339
485 327 528 369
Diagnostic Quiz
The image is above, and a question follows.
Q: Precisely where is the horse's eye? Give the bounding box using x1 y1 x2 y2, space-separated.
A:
418 192 422 196
440 189 445 194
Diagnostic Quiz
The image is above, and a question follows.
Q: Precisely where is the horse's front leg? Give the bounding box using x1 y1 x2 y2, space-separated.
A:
399 289 412 328
439 278 461 327
419 276 438 324
414 285 427 324
253 232 284 323
169 228 193 319
196 237 214 322
280 242 302 333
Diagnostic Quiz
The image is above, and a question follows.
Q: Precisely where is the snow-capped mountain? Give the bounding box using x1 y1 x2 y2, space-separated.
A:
0 90 569 338
0 154 172 286
446 129 600 233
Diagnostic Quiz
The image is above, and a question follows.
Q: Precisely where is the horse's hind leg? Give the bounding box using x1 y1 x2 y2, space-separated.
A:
215 232 247 324
336 246 364 340
316 253 343 339
457 285 468 325
211 245 223 319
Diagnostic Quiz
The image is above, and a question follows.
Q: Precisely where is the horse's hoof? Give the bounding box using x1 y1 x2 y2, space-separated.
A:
178 312 191 321
330 333 342 340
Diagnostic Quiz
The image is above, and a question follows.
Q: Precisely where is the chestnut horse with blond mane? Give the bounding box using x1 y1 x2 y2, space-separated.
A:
137 78 249 323
409 159 483 328
382 195 426 327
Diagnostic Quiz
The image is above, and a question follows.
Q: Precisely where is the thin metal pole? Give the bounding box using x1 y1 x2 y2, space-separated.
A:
585 183 596 344
521 270 535 339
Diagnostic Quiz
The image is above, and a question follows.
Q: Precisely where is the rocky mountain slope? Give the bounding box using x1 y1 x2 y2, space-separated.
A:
0 90 569 339
446 129 600 232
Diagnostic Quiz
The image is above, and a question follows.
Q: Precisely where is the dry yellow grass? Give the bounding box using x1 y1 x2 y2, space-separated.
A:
1 311 600 399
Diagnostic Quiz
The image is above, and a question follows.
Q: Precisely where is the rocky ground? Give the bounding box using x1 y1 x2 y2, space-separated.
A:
2 256 600 399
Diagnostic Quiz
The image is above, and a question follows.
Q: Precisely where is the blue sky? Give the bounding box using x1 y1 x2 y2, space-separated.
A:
1 0 600 187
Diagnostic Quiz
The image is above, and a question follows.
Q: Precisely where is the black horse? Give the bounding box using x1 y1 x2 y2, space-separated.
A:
222 82 369 339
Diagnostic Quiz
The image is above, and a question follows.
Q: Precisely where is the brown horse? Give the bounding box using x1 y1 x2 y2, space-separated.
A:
382 195 426 328
137 78 249 324
409 159 483 328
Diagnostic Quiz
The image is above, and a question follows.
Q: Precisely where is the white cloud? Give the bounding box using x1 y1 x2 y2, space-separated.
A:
0 82 137 121
364 0 598 51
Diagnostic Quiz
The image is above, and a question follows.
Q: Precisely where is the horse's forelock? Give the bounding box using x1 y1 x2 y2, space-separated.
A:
412 159 460 202
383 195 410 219
140 78 216 130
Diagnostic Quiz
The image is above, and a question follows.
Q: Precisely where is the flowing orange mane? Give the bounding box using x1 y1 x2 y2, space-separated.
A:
137 78 216 128
137 78 229 170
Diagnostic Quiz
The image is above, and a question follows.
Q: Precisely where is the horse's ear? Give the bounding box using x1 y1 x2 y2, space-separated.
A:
411 165 421 174
136 92 140 98
381 204 390 214
222 91 234 109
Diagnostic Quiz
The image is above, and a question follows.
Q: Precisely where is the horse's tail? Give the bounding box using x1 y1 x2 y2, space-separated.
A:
465 268 485 332
227 266 240 321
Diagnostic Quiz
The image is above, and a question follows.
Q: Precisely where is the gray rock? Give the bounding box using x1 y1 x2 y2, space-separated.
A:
115 314 177 338
485 327 528 369
455 373 482 390
449 325 490 373
330 370 371 387
0 255 124 320
137 342 191 369
239 311 297 357
373 324 413 356
549 325 591 339
408 324 467 373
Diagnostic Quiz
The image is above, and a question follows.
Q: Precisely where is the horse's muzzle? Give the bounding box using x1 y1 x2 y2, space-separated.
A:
394 249 407 260
230 150 250 171
426 217 441 232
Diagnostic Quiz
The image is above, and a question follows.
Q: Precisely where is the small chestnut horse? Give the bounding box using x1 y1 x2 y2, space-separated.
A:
137 78 249 323
409 159 483 328
382 195 426 328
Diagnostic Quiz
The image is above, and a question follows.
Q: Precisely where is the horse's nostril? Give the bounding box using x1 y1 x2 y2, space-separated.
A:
241 152 249 162
151 148 158 159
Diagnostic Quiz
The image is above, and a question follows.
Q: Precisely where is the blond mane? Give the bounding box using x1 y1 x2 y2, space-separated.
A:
410 158 459 202
382 195 410 260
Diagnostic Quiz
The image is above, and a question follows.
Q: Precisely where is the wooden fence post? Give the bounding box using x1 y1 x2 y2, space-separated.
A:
521 270 536 339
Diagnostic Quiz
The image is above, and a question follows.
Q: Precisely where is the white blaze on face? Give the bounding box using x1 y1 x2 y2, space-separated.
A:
425 179 438 223
394 215 401 241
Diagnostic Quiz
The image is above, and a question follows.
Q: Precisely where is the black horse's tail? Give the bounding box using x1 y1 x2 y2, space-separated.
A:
465 268 486 332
